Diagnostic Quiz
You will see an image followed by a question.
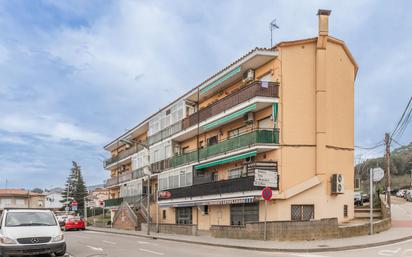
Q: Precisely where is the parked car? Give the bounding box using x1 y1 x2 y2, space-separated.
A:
0 208 66 256
63 216 86 231
354 192 363 206
397 189 407 197
404 190 412 201
362 193 369 203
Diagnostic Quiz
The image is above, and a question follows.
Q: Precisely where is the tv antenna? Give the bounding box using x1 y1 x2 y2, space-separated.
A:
270 19 279 47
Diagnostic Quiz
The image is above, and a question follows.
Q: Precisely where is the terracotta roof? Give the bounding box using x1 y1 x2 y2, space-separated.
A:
0 189 44 197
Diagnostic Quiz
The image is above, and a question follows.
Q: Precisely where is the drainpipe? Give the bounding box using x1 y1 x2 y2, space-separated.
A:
315 9 331 179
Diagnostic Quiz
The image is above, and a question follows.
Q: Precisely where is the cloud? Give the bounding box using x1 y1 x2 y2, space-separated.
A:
0 114 107 145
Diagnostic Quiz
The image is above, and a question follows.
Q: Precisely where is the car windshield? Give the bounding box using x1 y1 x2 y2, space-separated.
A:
5 212 57 227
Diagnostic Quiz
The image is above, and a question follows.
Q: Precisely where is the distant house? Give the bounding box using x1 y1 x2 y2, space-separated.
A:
45 191 64 210
87 188 109 208
0 189 45 211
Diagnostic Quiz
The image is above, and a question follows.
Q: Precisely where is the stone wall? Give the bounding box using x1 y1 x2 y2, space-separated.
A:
211 218 339 241
338 218 391 238
380 194 391 219
141 223 198 236
210 218 392 241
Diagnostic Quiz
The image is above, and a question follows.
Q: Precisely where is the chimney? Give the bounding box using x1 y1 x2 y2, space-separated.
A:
317 9 331 36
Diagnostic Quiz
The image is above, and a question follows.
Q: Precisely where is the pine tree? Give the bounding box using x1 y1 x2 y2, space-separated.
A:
61 161 88 216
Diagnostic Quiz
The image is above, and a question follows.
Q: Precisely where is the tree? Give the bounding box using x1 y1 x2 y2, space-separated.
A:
61 161 88 216
31 188 43 194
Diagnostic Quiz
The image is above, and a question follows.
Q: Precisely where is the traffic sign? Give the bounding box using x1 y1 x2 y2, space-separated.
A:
71 205 77 211
72 201 78 206
262 187 273 201
372 168 384 182
254 169 278 187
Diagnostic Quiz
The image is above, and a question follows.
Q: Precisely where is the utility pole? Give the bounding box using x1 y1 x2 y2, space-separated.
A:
384 133 391 208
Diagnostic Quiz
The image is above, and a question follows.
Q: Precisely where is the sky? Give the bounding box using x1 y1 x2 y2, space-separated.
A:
0 0 411 189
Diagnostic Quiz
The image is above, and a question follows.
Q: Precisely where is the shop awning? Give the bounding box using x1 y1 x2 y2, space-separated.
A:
202 104 257 130
158 197 255 208
194 151 257 170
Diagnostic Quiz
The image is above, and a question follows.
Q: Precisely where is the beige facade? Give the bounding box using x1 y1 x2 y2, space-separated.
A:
0 189 46 211
103 10 357 231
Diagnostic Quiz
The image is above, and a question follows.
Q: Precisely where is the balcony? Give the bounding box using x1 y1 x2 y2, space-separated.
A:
171 129 279 168
104 167 147 188
163 176 266 200
104 197 123 207
151 158 172 173
147 121 182 145
103 144 145 168
182 81 279 130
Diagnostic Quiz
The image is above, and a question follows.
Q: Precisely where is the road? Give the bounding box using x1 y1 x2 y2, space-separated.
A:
64 231 412 257
63 197 412 257
8 197 412 257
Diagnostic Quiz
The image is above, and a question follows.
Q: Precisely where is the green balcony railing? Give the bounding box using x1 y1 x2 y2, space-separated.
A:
171 129 279 167
104 197 123 207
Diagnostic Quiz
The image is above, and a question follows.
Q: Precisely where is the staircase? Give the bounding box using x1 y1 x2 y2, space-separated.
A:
354 207 382 219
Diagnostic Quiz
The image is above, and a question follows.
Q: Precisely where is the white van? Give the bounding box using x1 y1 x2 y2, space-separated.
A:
0 209 66 256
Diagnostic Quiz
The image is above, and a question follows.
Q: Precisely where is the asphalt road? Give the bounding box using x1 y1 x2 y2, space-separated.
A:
62 229 412 257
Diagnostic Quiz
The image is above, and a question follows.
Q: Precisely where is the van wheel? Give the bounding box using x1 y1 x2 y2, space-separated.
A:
55 244 66 256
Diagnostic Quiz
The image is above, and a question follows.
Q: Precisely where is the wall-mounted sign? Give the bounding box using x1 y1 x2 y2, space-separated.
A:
159 191 172 199
254 169 278 188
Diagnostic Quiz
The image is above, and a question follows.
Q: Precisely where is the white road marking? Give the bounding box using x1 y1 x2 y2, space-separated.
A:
137 240 158 246
87 245 104 251
103 240 116 245
378 248 402 256
75 235 90 239
290 254 329 257
139 248 164 255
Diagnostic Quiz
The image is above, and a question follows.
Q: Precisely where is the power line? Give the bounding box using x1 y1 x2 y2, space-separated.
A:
391 97 412 142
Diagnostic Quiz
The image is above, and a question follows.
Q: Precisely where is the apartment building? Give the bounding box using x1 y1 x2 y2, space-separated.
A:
103 10 357 231
0 189 46 212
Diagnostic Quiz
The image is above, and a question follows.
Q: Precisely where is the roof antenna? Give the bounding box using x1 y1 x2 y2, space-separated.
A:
270 19 279 47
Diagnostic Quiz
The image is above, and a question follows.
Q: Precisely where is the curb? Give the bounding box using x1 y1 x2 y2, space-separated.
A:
86 227 412 253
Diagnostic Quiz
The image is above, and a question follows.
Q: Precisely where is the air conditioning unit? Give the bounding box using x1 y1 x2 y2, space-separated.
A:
242 69 255 83
331 174 344 194
244 156 254 164
243 112 254 124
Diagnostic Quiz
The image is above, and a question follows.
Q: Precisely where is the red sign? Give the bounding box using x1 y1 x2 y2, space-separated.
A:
262 187 272 201
158 191 171 199
71 201 78 206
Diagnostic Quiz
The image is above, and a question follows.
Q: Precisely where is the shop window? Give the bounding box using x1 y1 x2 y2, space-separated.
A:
291 205 314 221
176 207 192 224
230 203 259 225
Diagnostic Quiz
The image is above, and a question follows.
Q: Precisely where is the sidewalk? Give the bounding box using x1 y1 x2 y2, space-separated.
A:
87 226 412 252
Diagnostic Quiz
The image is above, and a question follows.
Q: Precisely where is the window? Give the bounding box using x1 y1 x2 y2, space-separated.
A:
230 203 259 225
212 173 219 182
158 167 193 191
228 126 247 138
258 116 272 129
204 205 209 215
344 205 348 218
291 205 314 221
162 210 167 219
207 135 218 146
354 178 360 190
228 167 242 179
176 207 192 224
182 146 189 154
